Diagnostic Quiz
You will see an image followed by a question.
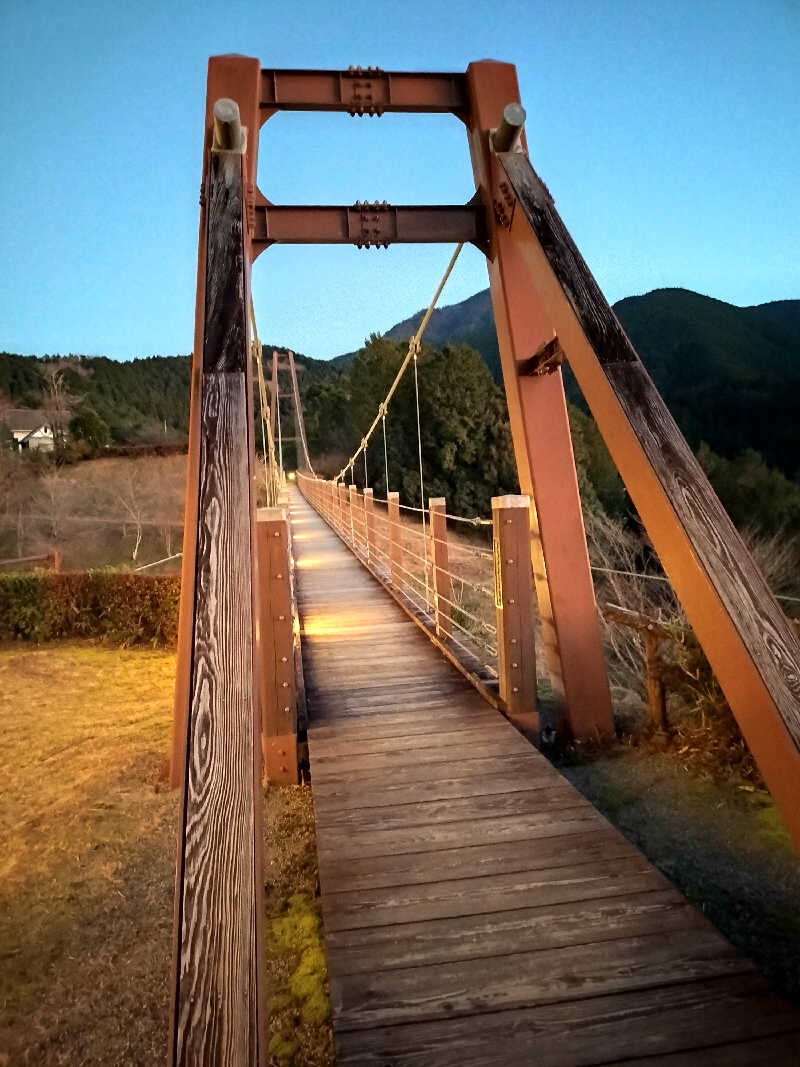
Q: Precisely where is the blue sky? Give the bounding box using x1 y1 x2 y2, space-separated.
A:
0 0 797 361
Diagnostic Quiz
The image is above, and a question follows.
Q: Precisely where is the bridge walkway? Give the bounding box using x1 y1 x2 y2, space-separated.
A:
289 487 800 1066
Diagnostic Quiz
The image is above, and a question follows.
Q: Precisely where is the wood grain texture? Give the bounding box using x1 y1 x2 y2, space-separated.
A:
334 974 800 1066
324 889 703 974
203 152 246 373
174 373 260 1066
290 486 800 1063
498 148 800 755
330 927 750 1030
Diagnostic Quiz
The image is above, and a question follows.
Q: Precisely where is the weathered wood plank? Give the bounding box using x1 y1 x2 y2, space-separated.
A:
316 828 632 894
311 761 561 811
324 889 705 975
314 785 590 831
605 1032 800 1066
202 153 246 373
310 736 536 783
331 928 750 1030
291 486 800 1063
320 855 667 930
173 371 261 1067
333 974 799 1066
309 723 532 760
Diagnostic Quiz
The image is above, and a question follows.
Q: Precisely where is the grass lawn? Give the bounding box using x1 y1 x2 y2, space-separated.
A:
0 642 332 1066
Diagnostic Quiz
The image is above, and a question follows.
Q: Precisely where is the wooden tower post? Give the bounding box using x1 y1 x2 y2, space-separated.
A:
168 55 266 1067
466 62 614 743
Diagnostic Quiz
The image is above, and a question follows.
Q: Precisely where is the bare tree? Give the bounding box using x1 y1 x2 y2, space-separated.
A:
38 362 79 445
38 469 77 543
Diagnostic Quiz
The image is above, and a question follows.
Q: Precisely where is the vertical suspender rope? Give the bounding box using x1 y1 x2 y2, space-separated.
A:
382 412 389 493
412 343 430 609
363 447 368 489
332 242 463 486
276 380 283 476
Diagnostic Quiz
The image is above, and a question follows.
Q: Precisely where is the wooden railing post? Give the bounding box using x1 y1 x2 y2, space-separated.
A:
387 491 402 588
493 494 538 740
364 488 375 563
337 482 348 536
257 507 298 783
428 498 452 638
644 630 668 732
348 484 358 549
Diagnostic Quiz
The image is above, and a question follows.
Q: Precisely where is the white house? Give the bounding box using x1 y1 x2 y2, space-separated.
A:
3 409 57 452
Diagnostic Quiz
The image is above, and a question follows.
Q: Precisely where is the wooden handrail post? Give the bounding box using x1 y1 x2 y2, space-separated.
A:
46 549 62 573
644 631 668 732
257 507 298 783
339 482 349 533
428 498 452 638
493 494 538 740
364 488 375 563
348 484 358 549
387 491 402 588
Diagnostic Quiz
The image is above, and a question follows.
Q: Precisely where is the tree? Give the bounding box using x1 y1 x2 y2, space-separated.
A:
69 408 110 451
38 362 79 448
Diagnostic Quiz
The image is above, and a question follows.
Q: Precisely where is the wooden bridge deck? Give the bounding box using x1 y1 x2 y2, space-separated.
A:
289 488 800 1066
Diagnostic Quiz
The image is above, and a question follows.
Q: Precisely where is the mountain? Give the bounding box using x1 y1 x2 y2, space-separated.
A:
366 287 800 478
0 346 336 446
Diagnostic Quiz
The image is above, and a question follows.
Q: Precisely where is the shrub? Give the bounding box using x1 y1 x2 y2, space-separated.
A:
0 571 180 646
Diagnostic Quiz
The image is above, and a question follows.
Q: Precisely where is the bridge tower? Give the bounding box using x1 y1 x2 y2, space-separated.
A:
168 53 800 1067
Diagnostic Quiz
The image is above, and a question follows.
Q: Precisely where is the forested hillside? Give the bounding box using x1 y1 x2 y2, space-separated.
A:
375 287 800 481
3 286 799 533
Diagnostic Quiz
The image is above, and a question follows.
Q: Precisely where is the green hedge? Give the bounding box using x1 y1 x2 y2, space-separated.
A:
0 572 181 646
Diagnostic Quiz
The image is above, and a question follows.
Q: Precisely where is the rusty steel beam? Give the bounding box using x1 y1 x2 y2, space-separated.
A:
466 62 614 744
252 201 486 252
260 68 467 118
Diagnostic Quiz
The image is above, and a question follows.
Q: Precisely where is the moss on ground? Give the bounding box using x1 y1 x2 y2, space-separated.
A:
264 787 334 1066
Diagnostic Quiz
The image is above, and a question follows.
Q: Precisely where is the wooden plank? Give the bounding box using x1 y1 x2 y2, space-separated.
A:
309 722 532 759
314 786 590 832
316 828 631 893
498 146 800 849
310 736 535 783
333 974 799 1066
606 1033 800 1066
324 889 705 975
308 705 496 740
330 928 750 1031
311 761 561 811
310 750 564 790
320 854 667 930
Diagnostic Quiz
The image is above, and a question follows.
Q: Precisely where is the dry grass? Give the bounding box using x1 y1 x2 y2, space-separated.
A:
0 643 333 1067
0 642 178 1066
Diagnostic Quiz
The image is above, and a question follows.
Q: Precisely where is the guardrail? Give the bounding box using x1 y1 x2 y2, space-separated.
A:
297 472 540 739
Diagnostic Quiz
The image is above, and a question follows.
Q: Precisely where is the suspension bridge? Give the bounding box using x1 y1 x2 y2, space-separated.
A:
166 55 800 1066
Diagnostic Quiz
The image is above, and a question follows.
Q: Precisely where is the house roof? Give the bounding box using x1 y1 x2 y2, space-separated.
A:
1 408 51 434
